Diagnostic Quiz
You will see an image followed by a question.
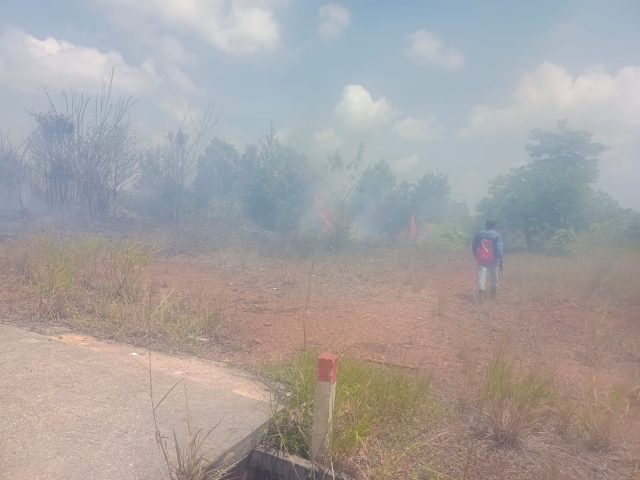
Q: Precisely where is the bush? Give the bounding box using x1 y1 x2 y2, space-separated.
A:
544 228 577 256
264 353 439 463
243 135 312 232
435 224 469 250
482 352 555 446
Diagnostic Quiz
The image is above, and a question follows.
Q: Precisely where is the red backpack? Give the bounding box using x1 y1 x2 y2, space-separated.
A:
477 238 495 265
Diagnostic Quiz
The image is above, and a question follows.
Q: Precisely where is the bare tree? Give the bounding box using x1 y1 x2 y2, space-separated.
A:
140 103 215 221
27 73 138 216
0 131 28 210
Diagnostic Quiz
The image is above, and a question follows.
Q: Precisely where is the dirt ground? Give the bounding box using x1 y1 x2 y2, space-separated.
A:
147 253 639 387
2 247 639 478
140 251 640 478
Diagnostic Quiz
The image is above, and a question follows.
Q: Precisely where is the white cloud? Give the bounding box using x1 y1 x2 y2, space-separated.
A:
313 127 343 152
392 116 442 141
405 29 464 70
159 96 193 123
166 67 200 94
275 125 295 144
318 3 350 40
91 0 281 55
391 153 421 177
334 85 394 130
334 85 442 145
463 62 640 141
463 61 640 207
0 27 158 94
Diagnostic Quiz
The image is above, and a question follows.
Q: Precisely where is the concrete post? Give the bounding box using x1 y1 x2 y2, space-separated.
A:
310 353 338 462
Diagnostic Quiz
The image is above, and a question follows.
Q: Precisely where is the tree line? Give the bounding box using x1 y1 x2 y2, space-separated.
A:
0 88 638 251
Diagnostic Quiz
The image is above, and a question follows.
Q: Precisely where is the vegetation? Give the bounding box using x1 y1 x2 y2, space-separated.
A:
1 81 638 259
0 82 639 479
478 121 638 251
1 235 220 351
264 352 439 477
481 351 555 446
0 235 638 478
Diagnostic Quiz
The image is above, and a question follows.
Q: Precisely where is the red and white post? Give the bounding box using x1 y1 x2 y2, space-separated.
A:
310 352 339 461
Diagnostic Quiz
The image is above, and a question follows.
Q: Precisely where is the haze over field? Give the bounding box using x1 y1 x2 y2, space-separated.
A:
0 0 639 209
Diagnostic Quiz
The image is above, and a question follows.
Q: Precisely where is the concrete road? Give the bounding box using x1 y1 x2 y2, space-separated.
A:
0 324 272 480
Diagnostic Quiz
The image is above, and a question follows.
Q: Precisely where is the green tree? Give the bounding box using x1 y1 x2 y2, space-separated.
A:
351 159 396 217
478 121 605 250
412 172 450 223
351 161 453 237
193 138 240 209
243 132 312 232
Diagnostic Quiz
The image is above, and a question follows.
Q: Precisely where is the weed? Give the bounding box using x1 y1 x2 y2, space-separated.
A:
572 377 629 451
481 351 555 446
577 402 615 451
22 235 84 319
166 429 221 480
148 350 223 480
104 241 152 301
263 352 439 475
263 352 316 457
583 305 614 366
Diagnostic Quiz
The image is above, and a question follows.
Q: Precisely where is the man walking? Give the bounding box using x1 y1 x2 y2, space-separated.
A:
472 220 503 303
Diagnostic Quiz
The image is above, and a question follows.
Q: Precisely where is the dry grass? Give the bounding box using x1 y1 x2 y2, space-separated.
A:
156 428 222 480
481 351 556 447
583 305 616 366
149 359 224 480
507 250 640 307
552 373 639 456
0 234 222 352
1 235 638 478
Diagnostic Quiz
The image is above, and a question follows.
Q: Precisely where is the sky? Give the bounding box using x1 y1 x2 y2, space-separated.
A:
0 0 639 209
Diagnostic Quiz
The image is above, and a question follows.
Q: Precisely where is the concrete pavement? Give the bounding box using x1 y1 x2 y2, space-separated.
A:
0 323 272 480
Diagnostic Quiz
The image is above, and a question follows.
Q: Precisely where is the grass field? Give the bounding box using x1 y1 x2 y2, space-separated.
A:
0 234 638 479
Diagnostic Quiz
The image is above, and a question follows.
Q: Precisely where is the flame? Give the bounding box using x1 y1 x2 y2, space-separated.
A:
409 215 417 240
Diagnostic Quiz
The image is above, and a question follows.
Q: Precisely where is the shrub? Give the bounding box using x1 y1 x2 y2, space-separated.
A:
481 352 555 446
264 353 439 463
544 228 577 256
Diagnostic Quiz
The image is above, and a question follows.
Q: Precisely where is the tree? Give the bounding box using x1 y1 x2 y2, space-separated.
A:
29 112 75 210
27 84 138 216
478 121 606 250
193 138 240 210
350 160 452 237
351 160 396 215
412 172 450 223
0 132 27 209
243 131 312 232
137 104 214 221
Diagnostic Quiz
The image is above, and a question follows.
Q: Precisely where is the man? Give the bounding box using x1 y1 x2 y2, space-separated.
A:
472 220 503 303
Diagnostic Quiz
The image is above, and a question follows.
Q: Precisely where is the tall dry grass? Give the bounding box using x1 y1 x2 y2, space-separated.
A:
481 350 556 446
0 234 222 352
